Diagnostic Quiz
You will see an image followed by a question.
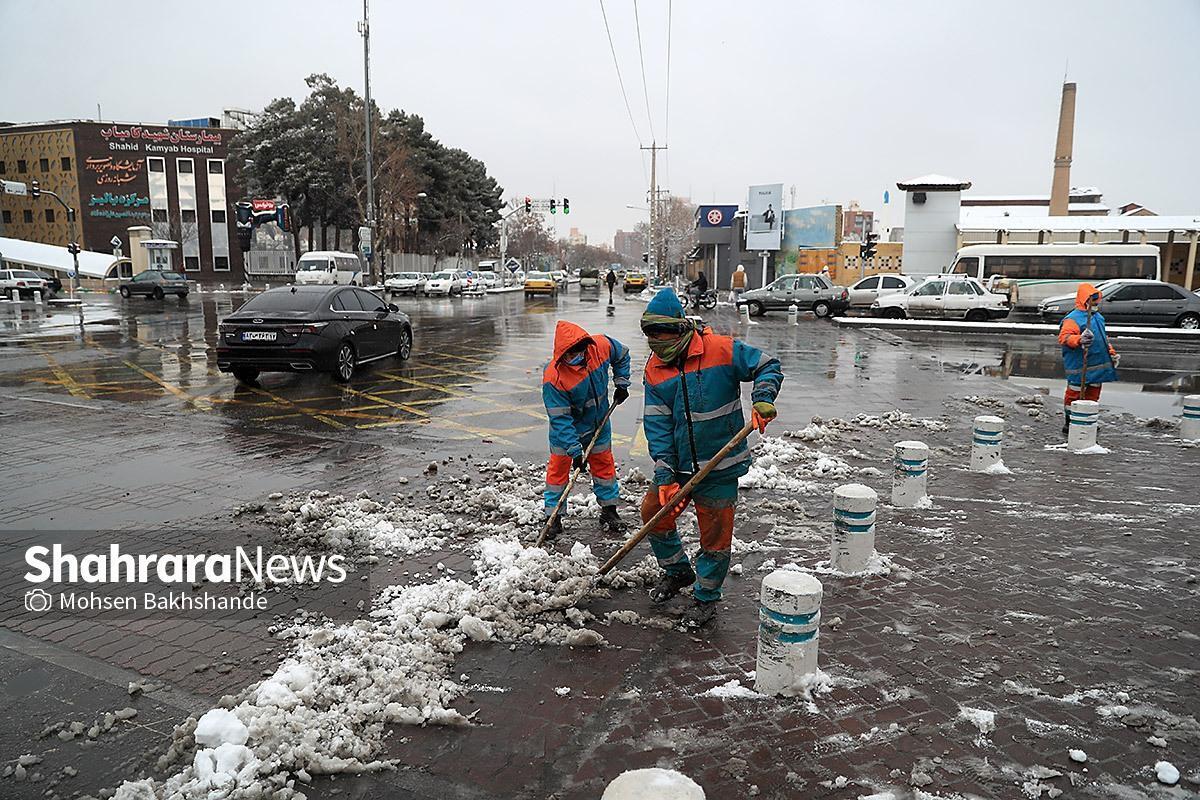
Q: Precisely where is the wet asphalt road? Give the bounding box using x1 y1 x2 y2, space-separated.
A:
1 287 1198 799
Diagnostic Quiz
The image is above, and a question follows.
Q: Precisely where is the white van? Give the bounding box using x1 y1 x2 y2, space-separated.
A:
294 251 364 286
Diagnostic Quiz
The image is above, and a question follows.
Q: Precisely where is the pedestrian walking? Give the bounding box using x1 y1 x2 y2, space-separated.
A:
605 268 618 304
1058 282 1119 435
637 288 784 628
730 264 747 303
542 320 631 540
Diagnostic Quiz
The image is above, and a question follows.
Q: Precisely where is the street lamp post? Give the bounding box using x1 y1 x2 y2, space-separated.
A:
359 0 376 284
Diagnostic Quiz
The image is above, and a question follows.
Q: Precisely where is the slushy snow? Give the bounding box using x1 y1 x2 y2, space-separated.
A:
602 767 705 799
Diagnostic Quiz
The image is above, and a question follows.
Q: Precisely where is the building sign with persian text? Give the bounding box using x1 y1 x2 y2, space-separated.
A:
100 125 223 156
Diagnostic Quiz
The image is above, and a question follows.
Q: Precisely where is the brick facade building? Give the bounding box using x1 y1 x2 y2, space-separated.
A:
0 120 244 282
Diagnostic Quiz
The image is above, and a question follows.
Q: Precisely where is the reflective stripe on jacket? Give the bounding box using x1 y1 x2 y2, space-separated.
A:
643 328 783 485
542 321 631 457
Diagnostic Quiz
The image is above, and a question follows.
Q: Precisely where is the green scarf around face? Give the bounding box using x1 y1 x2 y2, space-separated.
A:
647 328 694 363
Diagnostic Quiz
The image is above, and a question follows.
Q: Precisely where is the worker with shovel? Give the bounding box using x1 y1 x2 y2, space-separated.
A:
638 287 784 628
542 320 631 541
1058 282 1119 435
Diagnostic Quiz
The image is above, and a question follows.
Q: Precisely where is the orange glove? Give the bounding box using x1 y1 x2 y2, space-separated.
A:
751 401 777 433
658 483 688 514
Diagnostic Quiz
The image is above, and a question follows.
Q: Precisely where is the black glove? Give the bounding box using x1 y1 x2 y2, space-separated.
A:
572 454 588 473
613 386 630 405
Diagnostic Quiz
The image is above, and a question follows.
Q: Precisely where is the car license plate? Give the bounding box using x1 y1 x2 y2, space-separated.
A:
241 331 277 342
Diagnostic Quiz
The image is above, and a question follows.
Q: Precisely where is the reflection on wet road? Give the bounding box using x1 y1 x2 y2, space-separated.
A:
2 293 1198 451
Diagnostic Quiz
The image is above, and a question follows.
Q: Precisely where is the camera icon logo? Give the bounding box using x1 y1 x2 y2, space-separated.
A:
24 588 53 613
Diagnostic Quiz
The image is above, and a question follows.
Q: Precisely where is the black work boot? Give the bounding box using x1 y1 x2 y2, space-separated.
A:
682 599 718 629
649 569 695 604
544 516 563 542
599 505 622 532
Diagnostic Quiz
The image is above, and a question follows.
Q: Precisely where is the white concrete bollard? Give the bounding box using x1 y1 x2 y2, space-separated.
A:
891 440 929 507
1067 399 1100 451
831 483 878 574
10 289 19 302
34 289 43 305
1181 395 1200 440
738 303 751 324
788 303 799 325
602 769 705 799
755 570 822 696
265 283 270 290
970 415 1005 472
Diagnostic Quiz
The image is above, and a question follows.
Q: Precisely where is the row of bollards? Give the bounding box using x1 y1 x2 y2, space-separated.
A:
752 396 1198 699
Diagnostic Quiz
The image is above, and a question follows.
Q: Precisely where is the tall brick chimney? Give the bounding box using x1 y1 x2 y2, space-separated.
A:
1049 82 1076 216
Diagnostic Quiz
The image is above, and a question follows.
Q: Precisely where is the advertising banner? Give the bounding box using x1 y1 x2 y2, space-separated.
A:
745 184 783 251
776 205 841 275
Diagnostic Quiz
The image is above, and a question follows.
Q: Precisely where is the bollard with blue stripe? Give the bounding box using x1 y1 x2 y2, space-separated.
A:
1181 395 1200 441
891 440 929 507
970 415 1005 472
755 569 823 696
1067 399 1100 451
831 482 878 574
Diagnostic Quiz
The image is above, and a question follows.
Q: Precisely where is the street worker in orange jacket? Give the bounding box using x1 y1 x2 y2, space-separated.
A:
1058 282 1119 435
542 320 631 540
638 288 784 628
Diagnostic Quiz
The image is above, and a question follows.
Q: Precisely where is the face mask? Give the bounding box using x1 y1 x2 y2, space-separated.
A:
565 351 586 366
648 329 693 363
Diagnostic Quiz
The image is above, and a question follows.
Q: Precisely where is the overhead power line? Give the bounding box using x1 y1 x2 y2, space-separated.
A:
632 0 657 143
598 0 644 149
664 0 672 146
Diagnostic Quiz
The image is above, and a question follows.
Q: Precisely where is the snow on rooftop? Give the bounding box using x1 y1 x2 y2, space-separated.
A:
960 203 1110 220
957 214 1200 232
896 174 972 190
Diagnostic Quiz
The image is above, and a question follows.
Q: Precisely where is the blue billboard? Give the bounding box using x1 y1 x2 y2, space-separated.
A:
697 205 738 228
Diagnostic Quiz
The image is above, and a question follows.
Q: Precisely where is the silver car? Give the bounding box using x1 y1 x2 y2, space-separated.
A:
738 273 850 318
1039 279 1200 328
846 274 915 308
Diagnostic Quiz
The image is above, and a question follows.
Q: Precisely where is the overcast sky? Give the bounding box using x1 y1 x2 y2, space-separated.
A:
3 0 1198 245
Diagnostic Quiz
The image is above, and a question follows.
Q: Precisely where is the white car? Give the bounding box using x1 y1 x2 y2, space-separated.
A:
550 270 569 289
872 276 1010 321
0 269 50 299
473 271 499 291
424 270 467 297
384 272 425 295
846 274 915 308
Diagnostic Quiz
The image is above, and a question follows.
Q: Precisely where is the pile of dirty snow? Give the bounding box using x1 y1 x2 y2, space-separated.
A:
112 535 608 799
273 491 449 558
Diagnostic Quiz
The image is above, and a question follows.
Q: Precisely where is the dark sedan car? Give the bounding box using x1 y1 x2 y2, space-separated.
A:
33 271 62 296
216 285 413 384
118 270 189 299
1038 279 1200 328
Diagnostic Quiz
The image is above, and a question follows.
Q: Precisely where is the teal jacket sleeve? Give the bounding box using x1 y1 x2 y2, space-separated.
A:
606 336 632 388
643 377 678 485
733 340 784 403
543 382 582 457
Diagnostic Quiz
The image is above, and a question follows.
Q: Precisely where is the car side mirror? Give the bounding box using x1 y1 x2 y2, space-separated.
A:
387 303 399 313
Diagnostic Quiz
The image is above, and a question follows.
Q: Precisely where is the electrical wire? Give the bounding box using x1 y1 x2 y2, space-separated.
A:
664 0 672 146
632 0 657 143
599 0 644 149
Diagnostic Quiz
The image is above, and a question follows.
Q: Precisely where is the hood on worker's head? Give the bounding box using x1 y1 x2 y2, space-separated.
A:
1075 282 1101 310
645 287 686 319
552 320 592 361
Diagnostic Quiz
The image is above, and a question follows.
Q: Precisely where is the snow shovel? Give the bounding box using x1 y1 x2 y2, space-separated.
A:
598 418 756 576
535 401 620 548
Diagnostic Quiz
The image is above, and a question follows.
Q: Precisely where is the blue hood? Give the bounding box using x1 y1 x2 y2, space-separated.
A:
645 287 686 318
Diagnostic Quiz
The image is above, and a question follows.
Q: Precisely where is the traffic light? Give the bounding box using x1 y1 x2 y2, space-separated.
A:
549 199 557 214
642 252 649 263
524 196 532 214
861 232 879 262
30 180 40 199
67 242 80 255
562 197 570 215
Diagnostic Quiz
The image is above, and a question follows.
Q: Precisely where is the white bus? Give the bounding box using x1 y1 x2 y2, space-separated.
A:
945 244 1161 311
293 251 364 286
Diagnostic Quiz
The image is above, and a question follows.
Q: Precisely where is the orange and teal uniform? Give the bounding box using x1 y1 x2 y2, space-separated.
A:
1058 282 1118 411
542 320 631 515
639 288 783 602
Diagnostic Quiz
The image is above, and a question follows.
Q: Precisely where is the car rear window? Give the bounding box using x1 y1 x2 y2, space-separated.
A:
240 290 326 312
160 272 185 281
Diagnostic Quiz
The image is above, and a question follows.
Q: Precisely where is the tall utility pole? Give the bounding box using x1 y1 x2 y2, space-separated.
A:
359 0 376 283
640 142 666 281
